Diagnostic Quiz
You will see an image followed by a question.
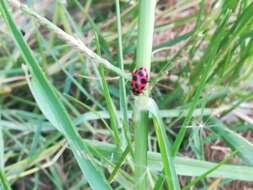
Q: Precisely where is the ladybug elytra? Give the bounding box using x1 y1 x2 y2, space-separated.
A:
131 67 149 95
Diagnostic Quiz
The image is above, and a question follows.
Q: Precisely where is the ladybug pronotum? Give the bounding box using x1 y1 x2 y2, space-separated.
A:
131 67 149 95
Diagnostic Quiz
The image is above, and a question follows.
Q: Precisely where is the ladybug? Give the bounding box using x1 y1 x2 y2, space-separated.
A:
131 67 149 95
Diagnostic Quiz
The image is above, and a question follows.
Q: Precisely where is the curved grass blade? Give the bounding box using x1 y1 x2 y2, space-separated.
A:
206 117 253 165
0 1 112 189
148 98 181 190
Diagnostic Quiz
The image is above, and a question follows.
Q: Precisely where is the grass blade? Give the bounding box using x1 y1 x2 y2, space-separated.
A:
149 98 181 190
115 0 133 155
0 128 3 169
0 170 11 190
93 27 121 146
206 117 253 165
148 153 253 182
182 150 238 190
0 128 11 190
108 144 131 182
0 1 111 189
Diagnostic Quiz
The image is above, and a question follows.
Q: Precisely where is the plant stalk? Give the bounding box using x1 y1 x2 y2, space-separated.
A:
134 0 156 189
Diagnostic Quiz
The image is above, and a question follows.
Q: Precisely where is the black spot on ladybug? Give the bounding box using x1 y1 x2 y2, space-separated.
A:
138 71 144 76
133 75 137 81
141 79 147 84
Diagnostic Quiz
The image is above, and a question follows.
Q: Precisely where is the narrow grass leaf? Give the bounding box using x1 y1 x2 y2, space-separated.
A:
148 98 181 190
153 174 165 190
0 170 11 190
108 144 131 182
206 117 253 165
115 0 133 155
182 150 238 190
0 128 3 169
94 32 121 145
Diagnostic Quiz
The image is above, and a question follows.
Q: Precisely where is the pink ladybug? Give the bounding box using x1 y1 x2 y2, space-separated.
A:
131 67 149 95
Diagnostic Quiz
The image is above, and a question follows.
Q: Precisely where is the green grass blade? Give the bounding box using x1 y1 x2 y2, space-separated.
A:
182 150 238 190
94 32 121 145
0 128 11 190
153 174 165 190
0 128 3 169
148 152 253 181
148 98 181 190
0 170 11 190
115 0 133 155
98 64 121 145
153 31 193 50
108 144 131 182
206 117 253 165
0 1 111 189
